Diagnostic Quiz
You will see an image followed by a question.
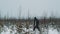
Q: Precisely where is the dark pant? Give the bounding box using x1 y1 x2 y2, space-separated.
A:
33 26 40 31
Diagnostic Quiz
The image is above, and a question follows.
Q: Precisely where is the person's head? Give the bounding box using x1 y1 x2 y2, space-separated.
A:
34 17 37 20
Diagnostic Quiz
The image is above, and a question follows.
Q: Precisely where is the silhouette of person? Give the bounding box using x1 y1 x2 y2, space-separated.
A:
33 17 40 31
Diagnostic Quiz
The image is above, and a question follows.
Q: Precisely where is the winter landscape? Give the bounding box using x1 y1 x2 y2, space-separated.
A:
0 0 60 34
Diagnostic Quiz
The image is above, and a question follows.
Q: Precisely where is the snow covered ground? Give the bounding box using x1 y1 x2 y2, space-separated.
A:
0 23 60 34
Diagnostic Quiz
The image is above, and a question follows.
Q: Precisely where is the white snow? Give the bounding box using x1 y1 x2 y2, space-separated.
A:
0 24 60 34
48 28 59 34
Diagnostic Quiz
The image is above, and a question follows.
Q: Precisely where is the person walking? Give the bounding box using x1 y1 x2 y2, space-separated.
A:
33 17 40 31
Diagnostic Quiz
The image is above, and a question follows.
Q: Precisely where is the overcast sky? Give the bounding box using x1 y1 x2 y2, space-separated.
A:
0 0 60 18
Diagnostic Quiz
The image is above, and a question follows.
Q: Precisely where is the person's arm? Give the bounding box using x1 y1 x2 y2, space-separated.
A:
34 19 35 26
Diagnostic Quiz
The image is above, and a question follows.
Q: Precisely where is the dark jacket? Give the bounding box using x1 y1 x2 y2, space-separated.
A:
34 17 39 27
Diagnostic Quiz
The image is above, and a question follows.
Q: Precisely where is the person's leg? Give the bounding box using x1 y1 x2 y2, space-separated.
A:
33 26 36 31
37 26 40 31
